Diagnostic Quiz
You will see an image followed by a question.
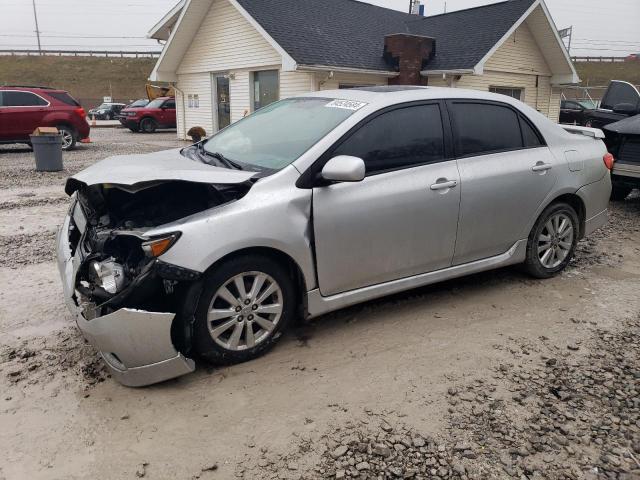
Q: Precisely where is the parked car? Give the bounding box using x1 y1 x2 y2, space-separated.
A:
0 86 90 150
117 99 149 124
583 80 640 129
603 114 640 200
57 87 611 386
559 99 593 125
118 96 176 133
88 102 125 121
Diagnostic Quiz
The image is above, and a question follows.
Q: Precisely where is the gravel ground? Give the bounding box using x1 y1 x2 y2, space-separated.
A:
0 131 639 480
251 317 638 480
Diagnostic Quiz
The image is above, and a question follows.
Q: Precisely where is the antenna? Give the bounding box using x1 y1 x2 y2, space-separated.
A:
32 0 42 54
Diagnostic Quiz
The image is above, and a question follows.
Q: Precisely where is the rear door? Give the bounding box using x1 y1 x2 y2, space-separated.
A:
312 102 461 296
447 100 557 265
0 90 49 140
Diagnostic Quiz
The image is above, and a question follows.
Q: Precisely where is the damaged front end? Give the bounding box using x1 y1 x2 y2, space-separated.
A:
58 175 252 386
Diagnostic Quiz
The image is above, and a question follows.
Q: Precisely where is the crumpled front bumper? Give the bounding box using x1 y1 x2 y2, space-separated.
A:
56 206 195 387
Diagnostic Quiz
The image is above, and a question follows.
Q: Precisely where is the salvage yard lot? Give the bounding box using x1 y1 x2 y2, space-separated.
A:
1 129 639 479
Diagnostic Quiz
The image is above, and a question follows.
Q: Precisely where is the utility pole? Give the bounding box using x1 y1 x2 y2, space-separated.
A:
32 0 42 55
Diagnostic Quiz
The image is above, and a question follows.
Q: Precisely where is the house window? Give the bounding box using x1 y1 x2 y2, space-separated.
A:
489 87 523 101
187 94 199 108
252 70 279 111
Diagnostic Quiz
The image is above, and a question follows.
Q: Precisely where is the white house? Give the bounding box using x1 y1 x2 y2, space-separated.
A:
148 0 579 139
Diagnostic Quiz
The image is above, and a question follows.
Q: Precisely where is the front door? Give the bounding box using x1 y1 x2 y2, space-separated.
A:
312 103 461 296
446 100 558 265
211 74 231 132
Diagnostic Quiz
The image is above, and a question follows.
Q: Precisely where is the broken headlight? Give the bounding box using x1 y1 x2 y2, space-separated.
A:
90 258 126 294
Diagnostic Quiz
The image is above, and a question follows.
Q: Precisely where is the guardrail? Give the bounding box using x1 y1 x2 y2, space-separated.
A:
571 56 629 63
0 49 162 58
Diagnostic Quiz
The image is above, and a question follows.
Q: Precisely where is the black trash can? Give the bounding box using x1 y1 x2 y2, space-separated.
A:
30 134 63 172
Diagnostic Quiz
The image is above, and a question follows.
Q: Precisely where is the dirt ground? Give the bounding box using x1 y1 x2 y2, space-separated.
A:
0 129 639 480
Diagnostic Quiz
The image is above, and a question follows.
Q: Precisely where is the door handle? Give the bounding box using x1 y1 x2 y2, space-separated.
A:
531 162 552 172
430 179 458 191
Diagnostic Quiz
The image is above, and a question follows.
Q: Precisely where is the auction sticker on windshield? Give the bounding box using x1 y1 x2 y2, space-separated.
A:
325 99 368 111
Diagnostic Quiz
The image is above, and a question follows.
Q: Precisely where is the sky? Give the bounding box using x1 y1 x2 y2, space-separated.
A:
1 0 639 57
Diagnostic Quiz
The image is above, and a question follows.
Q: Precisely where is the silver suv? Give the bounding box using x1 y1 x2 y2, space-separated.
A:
57 86 612 386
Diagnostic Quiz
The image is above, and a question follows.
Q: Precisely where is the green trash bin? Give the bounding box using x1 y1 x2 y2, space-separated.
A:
30 134 63 172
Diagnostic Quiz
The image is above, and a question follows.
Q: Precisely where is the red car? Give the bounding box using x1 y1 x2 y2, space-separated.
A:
119 96 176 133
0 86 90 150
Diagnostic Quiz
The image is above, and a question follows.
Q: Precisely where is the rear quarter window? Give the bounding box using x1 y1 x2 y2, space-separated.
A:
48 92 81 107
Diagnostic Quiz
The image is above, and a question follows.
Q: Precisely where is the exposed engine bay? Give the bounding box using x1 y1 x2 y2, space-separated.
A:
67 180 252 321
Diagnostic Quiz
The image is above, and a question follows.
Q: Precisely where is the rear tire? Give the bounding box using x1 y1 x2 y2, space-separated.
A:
611 184 632 201
524 202 579 279
193 255 296 365
57 125 77 151
140 117 157 133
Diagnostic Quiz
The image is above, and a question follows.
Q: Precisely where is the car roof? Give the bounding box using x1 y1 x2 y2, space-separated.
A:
0 85 68 93
298 86 526 108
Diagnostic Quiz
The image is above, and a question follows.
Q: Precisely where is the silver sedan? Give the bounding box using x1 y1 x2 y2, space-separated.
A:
57 86 612 386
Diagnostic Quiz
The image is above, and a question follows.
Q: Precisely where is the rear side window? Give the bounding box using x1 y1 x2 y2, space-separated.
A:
449 102 523 156
332 104 445 174
48 91 81 106
2 91 48 107
601 81 640 110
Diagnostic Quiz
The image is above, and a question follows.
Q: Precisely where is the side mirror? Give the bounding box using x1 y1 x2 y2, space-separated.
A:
321 156 365 183
612 103 638 115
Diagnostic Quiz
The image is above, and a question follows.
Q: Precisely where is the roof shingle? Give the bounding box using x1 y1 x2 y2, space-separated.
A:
236 0 537 72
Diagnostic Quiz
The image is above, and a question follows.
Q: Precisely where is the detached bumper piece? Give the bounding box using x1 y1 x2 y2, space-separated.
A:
77 307 195 387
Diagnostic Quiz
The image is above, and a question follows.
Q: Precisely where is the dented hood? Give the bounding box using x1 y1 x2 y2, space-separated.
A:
65 148 256 195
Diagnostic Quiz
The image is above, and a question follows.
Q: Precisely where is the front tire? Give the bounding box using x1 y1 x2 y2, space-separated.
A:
139 117 157 133
193 255 296 365
57 125 77 151
524 203 579 279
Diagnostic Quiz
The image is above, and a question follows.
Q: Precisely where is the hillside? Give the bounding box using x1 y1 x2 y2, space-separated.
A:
574 61 640 87
0 55 157 108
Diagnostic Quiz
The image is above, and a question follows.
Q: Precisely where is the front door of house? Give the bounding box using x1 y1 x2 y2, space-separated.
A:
211 73 230 132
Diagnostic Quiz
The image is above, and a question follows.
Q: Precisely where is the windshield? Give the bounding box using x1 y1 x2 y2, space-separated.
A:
147 98 165 109
130 99 148 108
203 97 364 170
97 103 111 110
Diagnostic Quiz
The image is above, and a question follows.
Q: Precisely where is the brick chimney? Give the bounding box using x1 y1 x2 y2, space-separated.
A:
384 34 435 86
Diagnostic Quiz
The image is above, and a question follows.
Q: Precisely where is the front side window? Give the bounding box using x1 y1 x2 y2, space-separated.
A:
163 99 176 109
203 97 360 171
332 104 445 174
450 102 523 157
2 91 48 107
252 70 279 111
489 86 523 101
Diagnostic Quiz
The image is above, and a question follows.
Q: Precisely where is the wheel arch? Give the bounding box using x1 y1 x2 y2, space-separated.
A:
203 246 309 318
540 192 586 239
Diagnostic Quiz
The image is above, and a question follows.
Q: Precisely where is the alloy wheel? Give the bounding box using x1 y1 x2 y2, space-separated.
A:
207 271 283 351
537 212 574 269
60 129 74 149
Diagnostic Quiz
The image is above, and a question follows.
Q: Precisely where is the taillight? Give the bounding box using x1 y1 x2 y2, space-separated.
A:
75 107 86 119
603 153 614 171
